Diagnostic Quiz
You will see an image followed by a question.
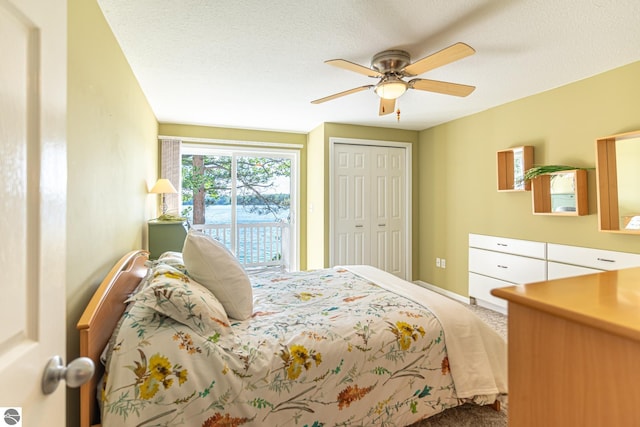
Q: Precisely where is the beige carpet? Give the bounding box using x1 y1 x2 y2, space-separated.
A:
410 400 507 426
408 302 507 426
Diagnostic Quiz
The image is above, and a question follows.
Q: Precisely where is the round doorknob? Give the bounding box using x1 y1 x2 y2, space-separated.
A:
42 355 95 395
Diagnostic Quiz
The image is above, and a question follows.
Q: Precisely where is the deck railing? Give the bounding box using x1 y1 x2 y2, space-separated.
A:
192 222 288 269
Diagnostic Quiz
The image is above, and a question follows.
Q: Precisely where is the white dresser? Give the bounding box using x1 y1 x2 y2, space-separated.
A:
468 234 546 312
468 234 640 312
547 243 640 279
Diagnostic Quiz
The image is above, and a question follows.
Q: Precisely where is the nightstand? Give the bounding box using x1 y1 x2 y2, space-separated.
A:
147 220 188 259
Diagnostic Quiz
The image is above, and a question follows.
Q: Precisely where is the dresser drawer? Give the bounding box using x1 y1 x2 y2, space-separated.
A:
547 261 602 280
547 243 640 271
469 233 546 259
469 247 547 284
469 272 510 309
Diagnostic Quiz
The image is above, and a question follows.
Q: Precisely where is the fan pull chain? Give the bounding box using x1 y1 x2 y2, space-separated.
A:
396 109 401 122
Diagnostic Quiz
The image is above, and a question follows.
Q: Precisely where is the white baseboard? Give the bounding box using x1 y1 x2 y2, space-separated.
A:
473 298 507 315
414 280 508 315
413 280 469 304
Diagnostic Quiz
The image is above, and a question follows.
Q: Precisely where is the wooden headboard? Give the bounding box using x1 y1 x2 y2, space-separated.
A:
76 250 149 427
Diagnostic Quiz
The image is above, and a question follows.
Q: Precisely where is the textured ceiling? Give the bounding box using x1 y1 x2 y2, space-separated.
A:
97 0 640 133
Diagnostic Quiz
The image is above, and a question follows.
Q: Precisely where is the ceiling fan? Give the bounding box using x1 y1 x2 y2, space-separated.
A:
311 42 476 116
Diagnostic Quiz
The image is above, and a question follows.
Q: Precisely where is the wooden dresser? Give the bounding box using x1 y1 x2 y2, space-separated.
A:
492 267 640 426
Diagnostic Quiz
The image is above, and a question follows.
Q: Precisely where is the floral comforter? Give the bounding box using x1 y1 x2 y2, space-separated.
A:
101 266 503 426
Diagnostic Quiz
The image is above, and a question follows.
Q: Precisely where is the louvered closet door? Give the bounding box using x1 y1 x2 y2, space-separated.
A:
333 144 371 265
371 147 405 278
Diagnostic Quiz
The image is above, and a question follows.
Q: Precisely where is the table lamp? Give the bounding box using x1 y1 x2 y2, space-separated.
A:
149 178 177 216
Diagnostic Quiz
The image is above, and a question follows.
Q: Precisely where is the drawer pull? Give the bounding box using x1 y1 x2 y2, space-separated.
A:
355 225 364 228
497 264 508 269
597 257 615 263
378 223 386 227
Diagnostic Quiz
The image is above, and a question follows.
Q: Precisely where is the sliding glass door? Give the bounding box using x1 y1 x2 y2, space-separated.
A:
181 145 298 271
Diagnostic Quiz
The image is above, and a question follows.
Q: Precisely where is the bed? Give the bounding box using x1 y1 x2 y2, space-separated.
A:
77 232 506 427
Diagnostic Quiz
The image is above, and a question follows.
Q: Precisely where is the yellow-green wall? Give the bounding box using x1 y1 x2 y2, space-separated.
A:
306 124 326 269
159 123 307 146
418 61 640 296
66 0 158 425
616 137 640 215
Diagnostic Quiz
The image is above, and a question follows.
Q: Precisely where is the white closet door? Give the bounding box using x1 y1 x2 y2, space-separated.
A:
371 147 405 278
332 143 407 279
333 144 371 265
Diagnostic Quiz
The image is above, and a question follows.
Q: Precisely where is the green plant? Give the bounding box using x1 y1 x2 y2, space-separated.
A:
523 165 589 181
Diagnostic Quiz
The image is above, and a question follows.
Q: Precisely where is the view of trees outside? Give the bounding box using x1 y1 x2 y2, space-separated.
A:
181 153 291 225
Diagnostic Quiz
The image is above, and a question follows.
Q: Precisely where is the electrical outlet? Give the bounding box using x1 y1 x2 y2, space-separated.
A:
441 259 446 269
436 257 441 267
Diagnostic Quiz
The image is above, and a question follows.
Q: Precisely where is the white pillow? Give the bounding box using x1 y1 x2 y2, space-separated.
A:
182 229 253 320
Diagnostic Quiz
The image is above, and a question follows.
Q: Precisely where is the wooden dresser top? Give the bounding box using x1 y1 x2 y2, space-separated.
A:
491 267 640 342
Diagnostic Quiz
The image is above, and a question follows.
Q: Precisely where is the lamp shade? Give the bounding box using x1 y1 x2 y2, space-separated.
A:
149 178 177 194
374 78 408 100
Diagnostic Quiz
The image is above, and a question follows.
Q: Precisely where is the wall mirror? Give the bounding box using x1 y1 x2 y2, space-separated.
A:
532 169 588 216
596 131 640 234
497 146 533 191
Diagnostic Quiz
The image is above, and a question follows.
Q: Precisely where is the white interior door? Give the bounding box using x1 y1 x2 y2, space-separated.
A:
0 0 67 425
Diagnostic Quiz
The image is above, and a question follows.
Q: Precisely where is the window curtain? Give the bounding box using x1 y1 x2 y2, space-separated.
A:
160 138 181 215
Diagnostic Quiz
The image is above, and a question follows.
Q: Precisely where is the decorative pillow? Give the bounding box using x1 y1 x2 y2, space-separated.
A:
126 264 232 337
182 229 253 320
134 252 187 296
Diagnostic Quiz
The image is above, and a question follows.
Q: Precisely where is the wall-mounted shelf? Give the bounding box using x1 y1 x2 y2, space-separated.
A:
497 146 533 192
531 169 588 216
595 131 640 234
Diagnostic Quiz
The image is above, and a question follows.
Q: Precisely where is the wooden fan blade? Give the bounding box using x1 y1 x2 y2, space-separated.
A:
403 42 475 76
325 59 383 78
311 85 374 104
410 78 476 97
379 98 395 115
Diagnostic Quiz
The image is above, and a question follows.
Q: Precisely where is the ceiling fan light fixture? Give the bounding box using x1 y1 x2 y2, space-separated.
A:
315 43 476 108
375 78 408 100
